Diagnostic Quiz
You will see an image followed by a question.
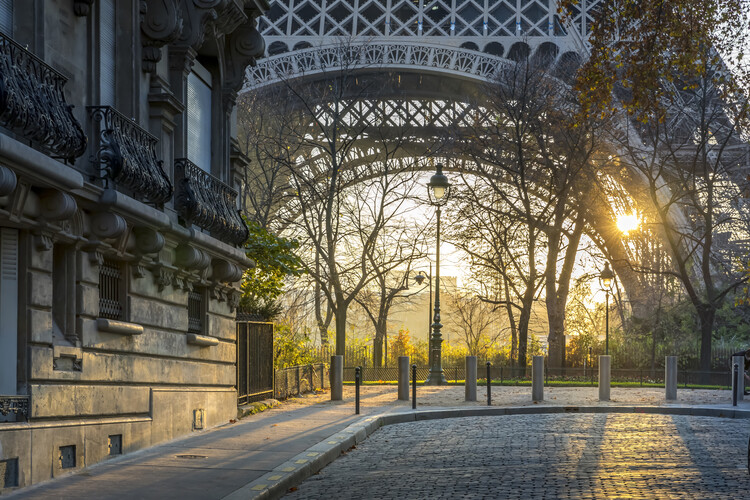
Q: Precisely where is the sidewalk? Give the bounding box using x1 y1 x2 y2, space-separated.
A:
7 385 750 499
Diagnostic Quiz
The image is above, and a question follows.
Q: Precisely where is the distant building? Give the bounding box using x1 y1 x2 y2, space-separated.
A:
0 0 266 490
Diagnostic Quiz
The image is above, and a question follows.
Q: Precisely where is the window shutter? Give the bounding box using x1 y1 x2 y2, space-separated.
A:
99 0 116 106
0 0 13 35
0 228 19 394
187 70 212 172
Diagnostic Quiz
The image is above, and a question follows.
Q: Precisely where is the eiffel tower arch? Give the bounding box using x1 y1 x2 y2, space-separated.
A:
238 1 750 350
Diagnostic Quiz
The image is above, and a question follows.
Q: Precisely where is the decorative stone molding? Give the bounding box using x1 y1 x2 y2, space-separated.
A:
154 266 175 291
134 227 165 254
0 32 87 161
90 212 128 240
39 189 78 221
73 0 95 16
0 395 29 417
0 164 17 196
88 251 105 266
132 263 149 278
186 333 219 346
89 106 173 205
141 0 185 72
33 232 54 252
228 290 241 311
96 318 145 335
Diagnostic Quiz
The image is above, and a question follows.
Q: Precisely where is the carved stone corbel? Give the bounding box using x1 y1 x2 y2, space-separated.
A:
74 0 95 16
90 212 128 240
141 0 184 73
132 263 149 279
134 227 165 255
0 164 17 197
175 243 211 271
39 189 77 221
228 290 240 312
223 15 265 94
211 258 243 283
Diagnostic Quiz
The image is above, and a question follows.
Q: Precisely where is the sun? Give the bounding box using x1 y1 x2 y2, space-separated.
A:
616 213 639 235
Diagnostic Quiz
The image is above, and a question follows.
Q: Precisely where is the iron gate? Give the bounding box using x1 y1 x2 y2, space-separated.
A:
237 321 274 404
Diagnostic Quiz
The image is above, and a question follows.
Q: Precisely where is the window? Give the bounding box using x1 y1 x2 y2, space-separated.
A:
99 259 125 320
0 0 12 36
99 0 116 106
52 243 77 344
187 288 204 334
0 228 18 395
187 61 212 172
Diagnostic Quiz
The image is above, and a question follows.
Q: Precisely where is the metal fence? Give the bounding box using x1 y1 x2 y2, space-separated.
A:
237 321 274 404
275 363 329 400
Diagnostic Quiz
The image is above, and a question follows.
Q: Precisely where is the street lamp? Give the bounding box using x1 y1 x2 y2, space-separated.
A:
599 262 615 356
425 163 451 385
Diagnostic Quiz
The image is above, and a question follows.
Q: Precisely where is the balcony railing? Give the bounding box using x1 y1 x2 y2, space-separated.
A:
175 159 249 247
0 32 86 162
89 106 173 205
0 395 29 418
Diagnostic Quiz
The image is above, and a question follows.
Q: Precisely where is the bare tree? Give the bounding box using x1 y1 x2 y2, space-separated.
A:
445 287 505 357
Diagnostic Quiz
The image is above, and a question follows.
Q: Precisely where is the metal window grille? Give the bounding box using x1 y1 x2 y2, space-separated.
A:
98 259 123 320
188 290 203 333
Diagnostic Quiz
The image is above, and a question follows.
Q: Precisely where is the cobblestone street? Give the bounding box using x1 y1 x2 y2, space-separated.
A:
286 414 750 499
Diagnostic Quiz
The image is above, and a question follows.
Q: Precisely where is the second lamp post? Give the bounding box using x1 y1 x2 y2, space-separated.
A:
425 163 450 385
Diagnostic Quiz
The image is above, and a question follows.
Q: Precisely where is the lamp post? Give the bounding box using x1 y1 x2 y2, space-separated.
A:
599 262 615 356
425 163 451 385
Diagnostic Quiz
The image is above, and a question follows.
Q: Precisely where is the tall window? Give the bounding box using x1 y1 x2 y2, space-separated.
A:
99 0 116 106
187 61 212 172
0 0 12 35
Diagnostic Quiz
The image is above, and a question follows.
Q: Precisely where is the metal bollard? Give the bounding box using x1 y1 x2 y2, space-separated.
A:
486 361 492 406
733 363 739 407
355 366 361 414
412 364 417 409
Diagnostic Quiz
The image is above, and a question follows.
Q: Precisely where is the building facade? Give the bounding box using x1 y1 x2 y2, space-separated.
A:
0 0 266 490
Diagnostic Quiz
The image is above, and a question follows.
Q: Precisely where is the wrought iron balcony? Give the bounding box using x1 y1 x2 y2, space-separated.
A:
0 31 86 162
0 395 29 418
89 106 173 205
175 159 249 247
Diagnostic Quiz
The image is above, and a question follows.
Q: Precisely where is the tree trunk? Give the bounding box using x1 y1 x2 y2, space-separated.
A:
335 299 347 360
373 322 386 368
517 305 532 370
698 305 715 384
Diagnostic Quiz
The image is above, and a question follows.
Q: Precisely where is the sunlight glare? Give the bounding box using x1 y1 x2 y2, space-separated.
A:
616 213 639 235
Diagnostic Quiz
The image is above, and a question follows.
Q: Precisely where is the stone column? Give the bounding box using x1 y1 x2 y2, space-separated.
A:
732 355 745 402
665 356 677 401
532 355 544 402
465 356 477 402
599 355 611 401
398 356 410 401
331 355 343 401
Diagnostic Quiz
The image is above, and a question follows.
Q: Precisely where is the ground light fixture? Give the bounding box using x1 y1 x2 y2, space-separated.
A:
425 163 451 385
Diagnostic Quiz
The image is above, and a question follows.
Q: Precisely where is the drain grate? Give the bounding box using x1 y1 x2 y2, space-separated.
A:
175 454 208 459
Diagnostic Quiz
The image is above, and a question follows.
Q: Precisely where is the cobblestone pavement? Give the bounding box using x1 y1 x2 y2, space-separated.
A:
286 414 750 499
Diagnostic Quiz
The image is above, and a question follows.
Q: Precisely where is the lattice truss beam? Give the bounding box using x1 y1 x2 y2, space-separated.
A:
259 0 604 41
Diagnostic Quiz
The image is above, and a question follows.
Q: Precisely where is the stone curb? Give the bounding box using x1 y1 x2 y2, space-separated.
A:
220 404 750 500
